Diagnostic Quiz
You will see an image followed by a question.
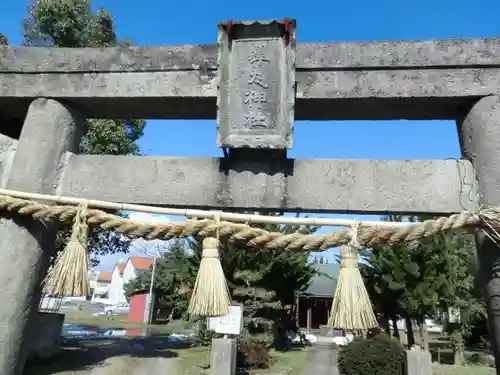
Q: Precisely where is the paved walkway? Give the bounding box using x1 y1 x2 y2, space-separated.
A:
299 341 338 375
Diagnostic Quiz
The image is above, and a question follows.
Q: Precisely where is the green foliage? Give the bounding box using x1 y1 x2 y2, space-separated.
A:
194 319 218 347
362 214 483 348
80 119 146 156
338 335 405 375
209 215 318 343
23 0 117 47
0 33 8 45
21 0 147 265
236 338 271 370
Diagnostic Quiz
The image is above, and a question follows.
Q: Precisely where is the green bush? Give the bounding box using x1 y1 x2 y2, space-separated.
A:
236 338 271 370
194 319 219 346
338 334 405 375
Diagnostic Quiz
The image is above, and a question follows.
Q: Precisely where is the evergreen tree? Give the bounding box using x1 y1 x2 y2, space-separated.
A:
362 215 478 350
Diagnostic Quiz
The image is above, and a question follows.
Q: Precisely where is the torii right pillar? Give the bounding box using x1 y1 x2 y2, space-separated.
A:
459 95 500 373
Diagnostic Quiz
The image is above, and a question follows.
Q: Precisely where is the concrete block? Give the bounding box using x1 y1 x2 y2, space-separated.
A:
405 349 432 375
210 338 236 375
26 312 64 362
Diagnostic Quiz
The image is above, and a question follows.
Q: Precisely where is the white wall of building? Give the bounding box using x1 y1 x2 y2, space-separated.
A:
97 258 151 306
108 264 126 304
122 261 137 285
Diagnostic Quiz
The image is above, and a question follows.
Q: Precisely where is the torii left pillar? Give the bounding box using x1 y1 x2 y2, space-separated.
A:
0 98 85 375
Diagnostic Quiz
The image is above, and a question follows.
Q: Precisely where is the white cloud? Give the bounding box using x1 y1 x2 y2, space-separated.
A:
126 211 185 223
95 212 188 271
126 212 186 255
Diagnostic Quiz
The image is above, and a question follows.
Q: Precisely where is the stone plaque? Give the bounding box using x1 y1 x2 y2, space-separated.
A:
216 20 296 149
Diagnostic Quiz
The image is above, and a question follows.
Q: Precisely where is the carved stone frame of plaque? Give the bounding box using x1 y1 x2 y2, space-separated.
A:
216 19 296 149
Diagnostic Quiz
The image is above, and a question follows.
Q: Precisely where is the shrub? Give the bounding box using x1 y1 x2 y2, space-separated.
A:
338 334 405 375
194 319 218 346
237 338 271 370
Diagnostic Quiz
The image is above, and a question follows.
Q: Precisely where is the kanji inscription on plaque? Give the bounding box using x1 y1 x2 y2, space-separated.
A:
216 20 296 149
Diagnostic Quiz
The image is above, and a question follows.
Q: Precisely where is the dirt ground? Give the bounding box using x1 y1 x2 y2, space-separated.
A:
432 364 495 375
23 337 183 375
23 337 311 375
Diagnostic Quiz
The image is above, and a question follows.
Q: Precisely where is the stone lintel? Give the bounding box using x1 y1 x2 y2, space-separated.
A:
2 37 500 73
0 67 497 120
58 155 478 215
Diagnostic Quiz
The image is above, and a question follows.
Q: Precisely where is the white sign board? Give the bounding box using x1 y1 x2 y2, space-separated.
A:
208 304 243 336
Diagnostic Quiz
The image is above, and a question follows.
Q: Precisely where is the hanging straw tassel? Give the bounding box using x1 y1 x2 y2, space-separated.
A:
188 214 231 317
43 203 90 297
328 220 378 332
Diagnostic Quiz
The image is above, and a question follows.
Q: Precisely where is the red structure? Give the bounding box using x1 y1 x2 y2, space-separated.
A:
128 292 148 323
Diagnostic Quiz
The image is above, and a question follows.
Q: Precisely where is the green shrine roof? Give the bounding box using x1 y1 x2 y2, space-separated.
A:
304 263 341 297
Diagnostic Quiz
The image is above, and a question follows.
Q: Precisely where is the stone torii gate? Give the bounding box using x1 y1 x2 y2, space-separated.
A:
0 18 499 374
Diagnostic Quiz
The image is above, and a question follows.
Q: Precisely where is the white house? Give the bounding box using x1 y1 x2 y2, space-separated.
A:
108 260 126 304
107 257 154 304
95 272 112 295
88 269 99 290
90 271 113 304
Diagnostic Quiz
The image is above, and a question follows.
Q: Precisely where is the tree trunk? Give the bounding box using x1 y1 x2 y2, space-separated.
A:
418 316 429 351
380 315 390 334
454 338 465 366
405 317 415 347
392 318 400 340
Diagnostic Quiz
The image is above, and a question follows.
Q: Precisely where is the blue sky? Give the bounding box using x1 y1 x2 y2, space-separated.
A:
2 0 499 270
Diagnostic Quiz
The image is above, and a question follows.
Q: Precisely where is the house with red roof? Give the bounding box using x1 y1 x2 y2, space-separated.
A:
107 256 154 304
96 271 112 291
90 271 113 302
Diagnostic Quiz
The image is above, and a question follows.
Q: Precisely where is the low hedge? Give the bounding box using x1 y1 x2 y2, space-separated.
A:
338 334 405 375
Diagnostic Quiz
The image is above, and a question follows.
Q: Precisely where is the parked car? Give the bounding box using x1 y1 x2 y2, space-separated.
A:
104 302 130 316
61 324 99 339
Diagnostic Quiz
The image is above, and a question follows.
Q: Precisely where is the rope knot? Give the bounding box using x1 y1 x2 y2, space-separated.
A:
202 237 220 259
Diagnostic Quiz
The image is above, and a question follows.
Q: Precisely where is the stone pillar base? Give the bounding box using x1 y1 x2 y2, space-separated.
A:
210 338 237 375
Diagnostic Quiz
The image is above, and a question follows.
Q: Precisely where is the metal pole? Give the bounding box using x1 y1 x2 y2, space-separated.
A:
147 248 158 324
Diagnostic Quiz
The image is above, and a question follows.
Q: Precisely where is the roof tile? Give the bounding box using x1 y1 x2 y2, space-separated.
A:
130 256 154 271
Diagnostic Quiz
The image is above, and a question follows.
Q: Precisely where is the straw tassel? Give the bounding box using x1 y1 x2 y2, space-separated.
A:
43 203 90 297
188 214 231 316
328 220 378 332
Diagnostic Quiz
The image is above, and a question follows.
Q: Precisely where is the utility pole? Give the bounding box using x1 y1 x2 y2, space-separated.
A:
147 246 159 324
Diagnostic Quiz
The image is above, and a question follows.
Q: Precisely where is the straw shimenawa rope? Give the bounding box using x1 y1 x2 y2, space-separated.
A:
188 213 232 316
2 193 500 317
43 203 90 297
328 220 378 331
0 195 487 251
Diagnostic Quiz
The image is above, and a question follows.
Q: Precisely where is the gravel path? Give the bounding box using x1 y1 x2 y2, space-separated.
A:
23 337 183 375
